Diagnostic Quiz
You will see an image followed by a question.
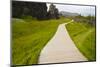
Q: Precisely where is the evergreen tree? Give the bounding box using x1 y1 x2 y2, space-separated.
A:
48 4 59 19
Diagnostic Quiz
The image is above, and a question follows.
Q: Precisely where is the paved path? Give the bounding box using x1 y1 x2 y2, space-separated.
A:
38 20 87 64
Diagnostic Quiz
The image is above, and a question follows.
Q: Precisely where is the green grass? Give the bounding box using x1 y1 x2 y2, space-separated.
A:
12 17 71 65
66 22 96 61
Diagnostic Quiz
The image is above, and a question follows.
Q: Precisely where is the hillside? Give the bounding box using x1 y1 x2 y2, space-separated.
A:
60 11 79 17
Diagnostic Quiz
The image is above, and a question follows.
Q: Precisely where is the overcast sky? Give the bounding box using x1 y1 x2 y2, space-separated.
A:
47 3 95 16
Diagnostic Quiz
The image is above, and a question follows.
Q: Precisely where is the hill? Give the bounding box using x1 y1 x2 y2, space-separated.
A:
60 11 79 17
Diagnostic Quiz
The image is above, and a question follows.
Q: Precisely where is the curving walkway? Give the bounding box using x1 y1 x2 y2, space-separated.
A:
38 20 87 64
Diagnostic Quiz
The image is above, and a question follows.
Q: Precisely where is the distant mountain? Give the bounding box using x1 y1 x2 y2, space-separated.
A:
60 11 79 17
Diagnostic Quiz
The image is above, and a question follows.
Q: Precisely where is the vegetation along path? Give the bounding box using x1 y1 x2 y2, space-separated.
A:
38 20 87 64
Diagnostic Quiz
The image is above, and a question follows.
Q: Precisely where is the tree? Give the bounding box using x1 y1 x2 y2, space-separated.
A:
48 4 59 19
54 8 59 19
12 1 47 20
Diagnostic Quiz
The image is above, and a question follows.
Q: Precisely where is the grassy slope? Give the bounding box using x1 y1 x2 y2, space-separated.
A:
12 17 71 65
66 22 96 61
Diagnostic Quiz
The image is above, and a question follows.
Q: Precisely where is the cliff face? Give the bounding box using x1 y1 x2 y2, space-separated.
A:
12 1 47 20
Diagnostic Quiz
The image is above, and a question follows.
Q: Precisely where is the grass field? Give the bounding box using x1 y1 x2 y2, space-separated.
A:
12 17 71 65
66 21 96 61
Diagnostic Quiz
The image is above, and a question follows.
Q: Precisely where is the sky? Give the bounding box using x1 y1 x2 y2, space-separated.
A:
47 3 95 16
